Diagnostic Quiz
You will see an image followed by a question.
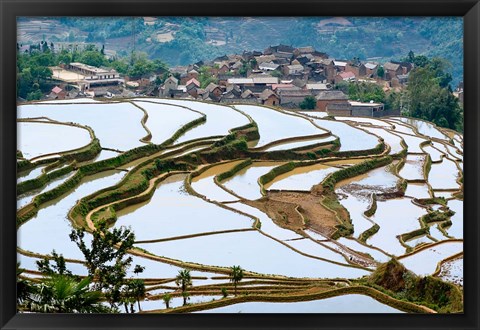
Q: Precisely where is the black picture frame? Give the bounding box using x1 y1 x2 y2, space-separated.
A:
1 0 479 329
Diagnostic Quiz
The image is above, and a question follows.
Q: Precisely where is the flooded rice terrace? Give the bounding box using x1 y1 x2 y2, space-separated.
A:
17 99 463 313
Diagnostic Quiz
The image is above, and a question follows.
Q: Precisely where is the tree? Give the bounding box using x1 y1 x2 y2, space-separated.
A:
69 221 137 308
36 250 73 277
377 66 385 78
229 265 244 296
299 96 317 110
78 50 106 67
162 293 172 309
175 269 192 306
28 275 109 313
17 263 35 309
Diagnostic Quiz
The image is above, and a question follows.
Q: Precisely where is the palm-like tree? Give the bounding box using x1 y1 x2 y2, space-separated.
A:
162 293 172 309
17 262 35 309
175 269 192 306
29 275 109 313
229 265 244 296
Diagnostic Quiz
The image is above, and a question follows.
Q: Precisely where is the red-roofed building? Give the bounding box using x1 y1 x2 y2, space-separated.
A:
271 84 294 91
334 71 356 83
48 86 66 100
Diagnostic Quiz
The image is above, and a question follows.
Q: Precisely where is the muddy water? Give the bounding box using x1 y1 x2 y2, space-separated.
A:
234 105 326 147
136 230 370 279
18 102 148 151
359 126 404 155
399 154 426 181
336 237 390 263
399 241 463 276
18 122 91 160
336 165 400 238
133 101 201 144
227 202 301 241
113 174 253 241
422 145 445 162
394 133 427 153
263 135 336 152
445 199 463 239
428 158 460 190
191 161 242 202
437 256 463 286
141 99 250 143
367 198 427 256
221 162 286 200
310 119 379 151
196 294 404 313
265 164 338 191
17 170 127 260
404 183 431 199
394 117 448 140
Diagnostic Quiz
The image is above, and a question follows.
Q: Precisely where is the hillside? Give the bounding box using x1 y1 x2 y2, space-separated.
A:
17 16 463 86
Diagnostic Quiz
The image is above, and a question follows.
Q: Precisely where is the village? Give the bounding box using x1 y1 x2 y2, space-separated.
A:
44 44 441 117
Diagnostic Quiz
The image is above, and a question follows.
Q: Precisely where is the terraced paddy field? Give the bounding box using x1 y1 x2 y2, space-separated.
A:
17 100 463 314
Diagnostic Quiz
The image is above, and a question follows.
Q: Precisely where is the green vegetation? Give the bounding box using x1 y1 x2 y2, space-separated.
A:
216 159 253 182
367 258 463 313
363 193 377 217
229 265 244 296
403 52 463 132
299 96 316 110
359 224 380 243
176 269 193 306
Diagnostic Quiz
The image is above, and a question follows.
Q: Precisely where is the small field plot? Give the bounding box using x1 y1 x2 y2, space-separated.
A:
358 126 404 155
17 170 126 260
398 241 463 276
310 119 379 152
399 154 426 181
445 199 463 239
393 117 448 140
428 158 460 190
234 105 327 147
265 163 338 191
196 294 404 313
394 133 428 153
367 198 427 256
221 162 286 200
143 99 250 143
133 101 202 144
136 230 370 279
263 135 336 152
436 256 463 286
404 183 431 199
113 175 254 241
18 102 148 151
17 122 91 160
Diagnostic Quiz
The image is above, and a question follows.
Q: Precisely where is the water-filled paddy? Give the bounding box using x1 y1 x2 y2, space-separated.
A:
143 99 250 143
221 162 285 200
422 145 444 162
18 122 91 160
113 175 253 241
404 183 431 199
428 158 460 190
437 256 463 286
190 161 242 202
309 119 379 151
136 230 370 279
234 105 326 147
445 199 463 239
18 102 148 151
393 117 448 140
399 154 426 181
367 198 427 256
399 241 463 276
358 126 404 155
17 170 126 260
394 133 427 153
336 116 394 128
133 101 201 144
17 165 46 182
336 237 390 263
196 294 403 313
265 163 338 191
263 135 336 151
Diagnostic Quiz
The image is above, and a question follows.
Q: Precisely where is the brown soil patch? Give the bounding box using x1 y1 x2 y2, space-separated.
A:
245 191 339 237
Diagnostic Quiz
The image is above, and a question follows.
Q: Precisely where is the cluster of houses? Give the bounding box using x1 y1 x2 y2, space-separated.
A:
157 44 414 116
46 44 418 116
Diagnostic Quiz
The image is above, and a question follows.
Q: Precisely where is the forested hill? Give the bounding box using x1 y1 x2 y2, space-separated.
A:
17 16 463 86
